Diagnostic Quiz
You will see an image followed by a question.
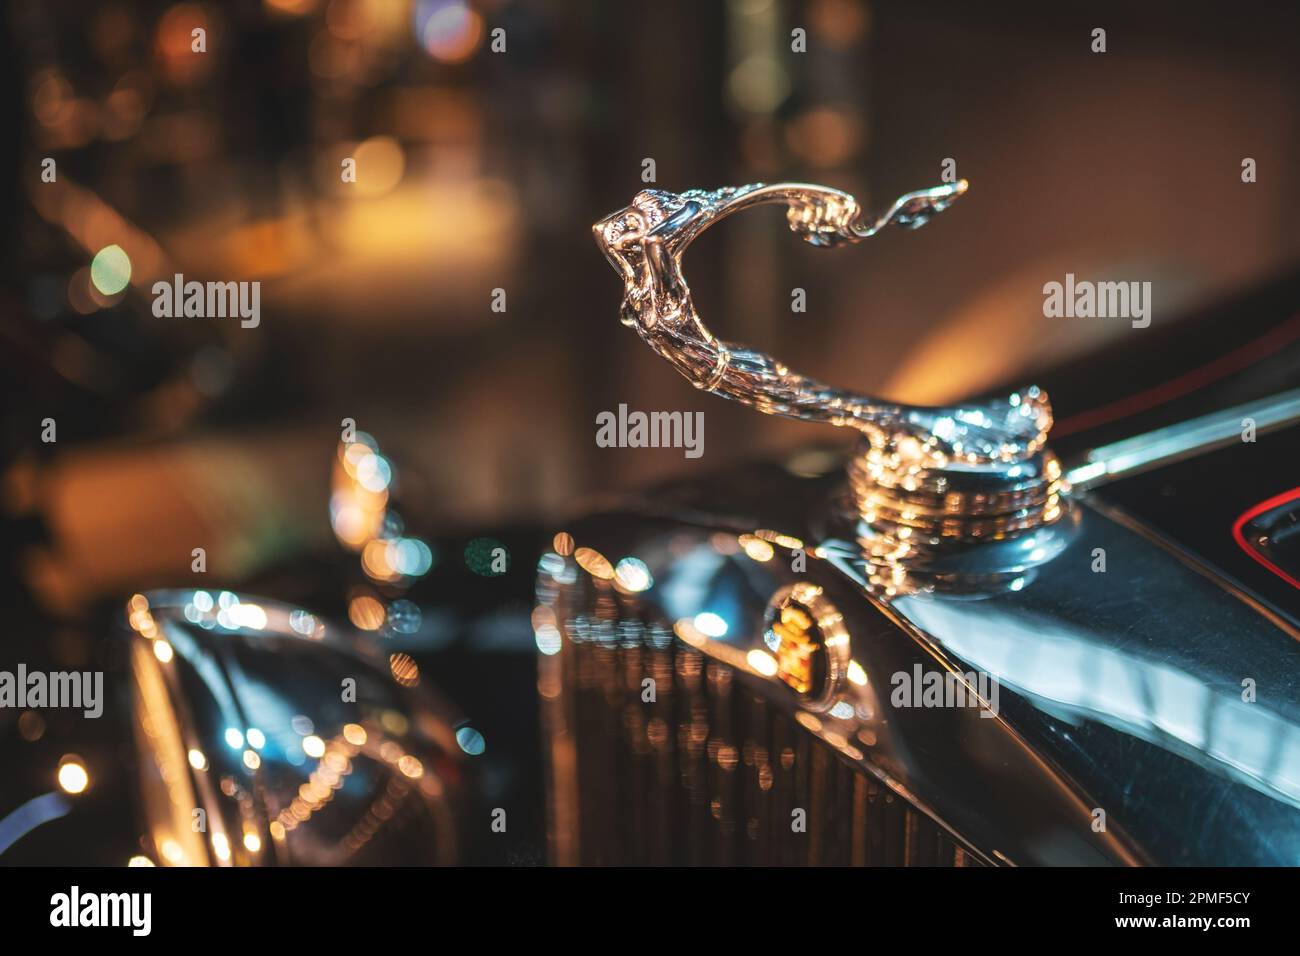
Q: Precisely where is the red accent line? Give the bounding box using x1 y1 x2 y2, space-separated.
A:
1053 312 1300 438
1232 486 1300 593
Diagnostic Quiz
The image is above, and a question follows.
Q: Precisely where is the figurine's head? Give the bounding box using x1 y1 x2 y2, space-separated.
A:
592 190 688 263
592 189 702 331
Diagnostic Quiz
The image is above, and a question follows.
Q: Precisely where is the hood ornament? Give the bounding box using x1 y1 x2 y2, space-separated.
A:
594 179 1074 594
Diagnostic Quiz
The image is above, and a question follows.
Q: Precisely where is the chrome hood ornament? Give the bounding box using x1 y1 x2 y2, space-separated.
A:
594 179 1072 592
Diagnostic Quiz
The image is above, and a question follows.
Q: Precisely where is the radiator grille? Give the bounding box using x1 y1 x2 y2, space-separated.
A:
544 631 974 866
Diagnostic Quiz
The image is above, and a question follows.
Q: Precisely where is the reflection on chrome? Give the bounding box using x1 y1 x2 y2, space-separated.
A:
535 525 988 865
122 590 471 865
1068 387 1300 489
900 596 1300 812
539 499 1300 864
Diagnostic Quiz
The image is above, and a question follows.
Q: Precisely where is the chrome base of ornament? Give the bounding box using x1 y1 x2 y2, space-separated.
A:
849 451 1077 596
846 427 1077 596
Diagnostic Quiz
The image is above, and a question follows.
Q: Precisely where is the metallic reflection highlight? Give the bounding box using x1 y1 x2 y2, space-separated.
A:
123 590 471 865
538 450 1300 863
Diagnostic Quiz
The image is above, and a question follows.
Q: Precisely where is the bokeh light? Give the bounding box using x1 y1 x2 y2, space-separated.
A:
693 612 728 638
90 244 131 295
455 724 485 755
413 0 484 64
614 556 653 592
57 756 89 794
350 136 406 198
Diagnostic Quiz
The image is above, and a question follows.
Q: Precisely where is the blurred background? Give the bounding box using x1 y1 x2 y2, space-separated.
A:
1 0 1298 863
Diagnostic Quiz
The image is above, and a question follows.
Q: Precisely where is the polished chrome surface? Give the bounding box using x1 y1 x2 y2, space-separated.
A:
122 590 470 865
555 177 1300 865
848 440 1075 595
593 179 1052 469
594 177 1068 592
540 509 1135 865
540 581 975 866
1067 385 1300 489
541 450 1300 864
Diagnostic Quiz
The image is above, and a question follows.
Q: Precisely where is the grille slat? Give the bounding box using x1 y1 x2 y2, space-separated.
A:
550 633 974 866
